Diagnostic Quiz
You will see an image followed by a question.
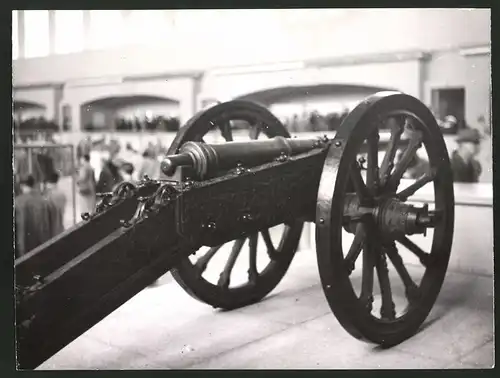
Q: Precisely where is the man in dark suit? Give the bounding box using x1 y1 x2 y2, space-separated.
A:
450 128 482 183
15 175 58 258
44 171 67 236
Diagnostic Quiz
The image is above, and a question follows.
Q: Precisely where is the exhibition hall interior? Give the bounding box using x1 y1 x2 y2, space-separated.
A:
13 8 493 370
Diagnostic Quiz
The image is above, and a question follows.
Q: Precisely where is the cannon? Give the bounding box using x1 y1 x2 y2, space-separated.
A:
14 91 454 369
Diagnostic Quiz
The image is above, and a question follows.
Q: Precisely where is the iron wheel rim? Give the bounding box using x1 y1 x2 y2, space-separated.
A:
316 92 454 345
168 100 304 309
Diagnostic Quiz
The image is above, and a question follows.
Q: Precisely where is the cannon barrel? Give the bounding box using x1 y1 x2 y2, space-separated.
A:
161 136 323 179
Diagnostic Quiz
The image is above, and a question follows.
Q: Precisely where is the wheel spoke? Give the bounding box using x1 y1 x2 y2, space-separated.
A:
397 168 436 201
386 130 423 191
350 162 371 205
249 122 262 140
248 233 259 284
359 220 377 312
194 244 223 275
217 120 233 142
261 229 279 260
218 238 245 288
366 129 380 190
345 223 366 275
396 236 431 267
379 116 405 185
385 243 420 303
375 250 396 320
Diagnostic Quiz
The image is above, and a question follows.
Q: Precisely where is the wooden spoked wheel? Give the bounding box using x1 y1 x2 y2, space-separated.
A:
168 100 304 310
316 92 455 346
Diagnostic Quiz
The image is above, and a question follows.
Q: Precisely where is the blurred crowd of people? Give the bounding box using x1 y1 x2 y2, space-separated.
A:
14 133 171 257
74 136 168 213
13 117 60 133
84 116 181 132
280 109 471 135
15 172 67 258
14 129 69 258
281 109 351 133
14 132 74 195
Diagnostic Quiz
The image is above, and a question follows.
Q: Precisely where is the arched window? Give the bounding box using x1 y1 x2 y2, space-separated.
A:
24 10 50 58
55 10 84 54
12 11 19 59
88 10 124 50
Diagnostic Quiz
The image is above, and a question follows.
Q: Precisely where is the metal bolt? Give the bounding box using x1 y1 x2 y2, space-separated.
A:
120 219 132 228
33 275 43 284
206 222 216 231
335 141 342 147
276 152 288 162
81 212 90 221
319 218 325 224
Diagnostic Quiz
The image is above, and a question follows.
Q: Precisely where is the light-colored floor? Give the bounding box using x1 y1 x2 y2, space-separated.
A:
45 177 494 370
38 247 494 370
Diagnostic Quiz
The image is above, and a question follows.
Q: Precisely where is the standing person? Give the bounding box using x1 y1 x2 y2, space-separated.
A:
137 148 160 180
119 162 135 183
450 128 482 183
77 136 93 161
441 115 459 134
44 171 67 235
290 114 299 133
77 154 97 216
96 150 123 193
476 115 492 183
15 175 57 258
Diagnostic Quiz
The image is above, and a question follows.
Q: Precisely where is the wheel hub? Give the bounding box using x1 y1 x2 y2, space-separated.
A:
343 193 431 237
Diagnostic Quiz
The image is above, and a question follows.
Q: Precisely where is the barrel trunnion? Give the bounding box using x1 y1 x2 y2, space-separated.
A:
14 92 454 369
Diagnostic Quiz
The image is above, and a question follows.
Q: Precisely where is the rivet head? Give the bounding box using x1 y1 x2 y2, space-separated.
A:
319 218 325 224
334 141 342 147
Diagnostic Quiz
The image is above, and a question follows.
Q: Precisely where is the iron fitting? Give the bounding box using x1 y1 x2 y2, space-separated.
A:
179 141 219 180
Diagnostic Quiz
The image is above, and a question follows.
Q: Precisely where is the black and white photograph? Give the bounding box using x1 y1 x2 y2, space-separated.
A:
12 8 493 370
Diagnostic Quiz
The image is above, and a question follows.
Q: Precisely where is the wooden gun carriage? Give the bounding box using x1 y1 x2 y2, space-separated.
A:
15 92 454 369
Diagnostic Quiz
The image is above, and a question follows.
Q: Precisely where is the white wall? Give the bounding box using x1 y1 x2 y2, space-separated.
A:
201 60 422 102
423 51 491 126
13 87 57 120
114 102 180 119
12 9 490 87
270 91 386 117
15 108 46 121
61 77 197 130
285 9 490 61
